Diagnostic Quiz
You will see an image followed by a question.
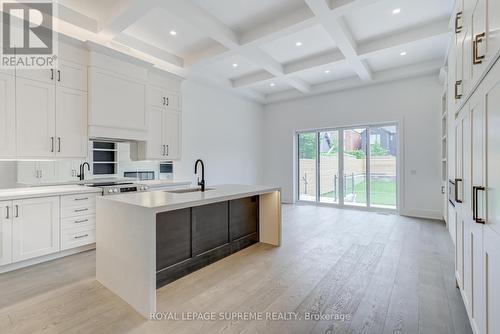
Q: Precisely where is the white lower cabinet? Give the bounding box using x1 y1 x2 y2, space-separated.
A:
484 227 500 334
11 196 60 262
60 193 96 251
0 202 13 266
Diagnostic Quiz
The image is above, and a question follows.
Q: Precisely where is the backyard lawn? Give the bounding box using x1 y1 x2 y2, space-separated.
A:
323 179 396 207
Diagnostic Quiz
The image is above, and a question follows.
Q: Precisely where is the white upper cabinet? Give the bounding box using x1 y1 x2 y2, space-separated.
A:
11 196 60 262
166 91 181 112
15 58 88 159
16 78 56 158
132 82 182 161
0 201 13 266
0 72 16 158
56 59 87 91
143 104 164 160
164 111 181 160
485 60 500 237
56 87 88 158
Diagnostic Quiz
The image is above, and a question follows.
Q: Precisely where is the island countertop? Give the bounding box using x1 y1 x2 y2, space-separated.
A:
99 184 280 212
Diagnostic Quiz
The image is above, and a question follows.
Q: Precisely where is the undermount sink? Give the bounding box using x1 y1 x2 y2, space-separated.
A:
166 188 215 194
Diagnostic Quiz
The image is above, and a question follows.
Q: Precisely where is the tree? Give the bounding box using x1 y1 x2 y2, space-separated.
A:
370 141 389 156
298 133 316 159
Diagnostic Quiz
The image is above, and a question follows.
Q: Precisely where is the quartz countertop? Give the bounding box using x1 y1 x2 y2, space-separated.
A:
98 184 280 211
0 185 101 201
134 180 192 188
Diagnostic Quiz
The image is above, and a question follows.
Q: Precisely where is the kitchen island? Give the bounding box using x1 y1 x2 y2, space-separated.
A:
96 184 281 318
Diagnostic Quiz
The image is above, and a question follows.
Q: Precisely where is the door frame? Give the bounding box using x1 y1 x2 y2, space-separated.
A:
295 121 401 214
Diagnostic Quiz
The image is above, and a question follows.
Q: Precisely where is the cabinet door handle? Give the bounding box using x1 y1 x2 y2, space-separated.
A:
166 144 169 156
50 137 54 152
473 186 486 224
455 12 463 34
6 206 9 219
50 69 54 80
455 178 463 203
57 70 61 82
455 81 462 100
15 205 19 218
74 234 88 239
166 97 169 106
162 97 166 106
57 137 61 153
74 219 89 224
473 32 486 65
74 208 89 213
74 197 88 201
162 145 166 156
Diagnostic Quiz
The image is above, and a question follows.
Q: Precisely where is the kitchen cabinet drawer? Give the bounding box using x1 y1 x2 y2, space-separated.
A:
61 226 95 250
61 214 95 230
61 194 96 208
61 204 95 219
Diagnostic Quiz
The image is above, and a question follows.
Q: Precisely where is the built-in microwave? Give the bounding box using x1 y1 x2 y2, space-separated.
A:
159 161 173 180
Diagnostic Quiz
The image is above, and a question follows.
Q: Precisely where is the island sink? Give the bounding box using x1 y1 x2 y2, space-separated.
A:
96 184 281 318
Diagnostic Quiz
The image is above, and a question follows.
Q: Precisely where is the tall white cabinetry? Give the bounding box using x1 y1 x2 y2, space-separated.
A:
15 59 88 159
448 1 500 333
0 72 16 158
132 72 182 161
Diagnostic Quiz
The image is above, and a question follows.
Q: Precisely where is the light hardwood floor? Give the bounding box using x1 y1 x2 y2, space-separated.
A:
0 205 472 334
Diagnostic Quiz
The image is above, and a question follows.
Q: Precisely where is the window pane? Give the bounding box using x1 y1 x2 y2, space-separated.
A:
298 132 317 201
343 128 367 206
370 126 397 208
319 131 339 204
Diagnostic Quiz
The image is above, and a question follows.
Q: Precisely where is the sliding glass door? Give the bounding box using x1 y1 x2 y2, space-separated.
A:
298 132 317 202
319 131 339 204
297 124 398 210
343 128 367 207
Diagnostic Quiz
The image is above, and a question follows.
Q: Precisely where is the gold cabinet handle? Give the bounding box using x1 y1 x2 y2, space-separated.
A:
455 81 463 100
455 12 463 34
473 32 486 65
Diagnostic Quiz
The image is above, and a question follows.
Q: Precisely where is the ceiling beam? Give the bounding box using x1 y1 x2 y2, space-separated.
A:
158 0 311 93
357 19 450 58
305 0 373 81
266 58 443 104
113 33 184 67
99 0 159 38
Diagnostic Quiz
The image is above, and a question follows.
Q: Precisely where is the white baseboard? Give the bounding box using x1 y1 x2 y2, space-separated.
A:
0 244 95 274
400 208 443 221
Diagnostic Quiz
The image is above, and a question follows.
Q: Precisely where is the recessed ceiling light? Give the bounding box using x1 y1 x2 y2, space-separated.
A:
325 70 331 74
295 41 302 47
400 51 407 56
270 83 276 87
232 63 238 68
392 8 401 15
169 30 177 36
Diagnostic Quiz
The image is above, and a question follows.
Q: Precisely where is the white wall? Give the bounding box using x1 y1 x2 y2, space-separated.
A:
174 80 265 186
0 162 17 188
263 75 443 219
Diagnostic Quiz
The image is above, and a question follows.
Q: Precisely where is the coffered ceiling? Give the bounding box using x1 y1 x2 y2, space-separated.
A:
22 0 455 103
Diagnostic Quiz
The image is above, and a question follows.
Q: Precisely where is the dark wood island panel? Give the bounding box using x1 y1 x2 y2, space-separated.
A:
156 196 259 288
